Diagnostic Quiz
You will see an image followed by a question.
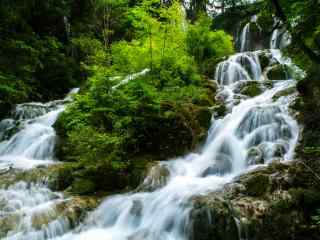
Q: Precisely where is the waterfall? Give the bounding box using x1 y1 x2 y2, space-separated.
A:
215 52 262 85
270 29 280 49
112 69 150 90
240 23 251 52
40 21 298 240
239 15 260 52
0 89 80 240
0 17 300 240
270 28 292 50
0 89 79 170
0 182 72 240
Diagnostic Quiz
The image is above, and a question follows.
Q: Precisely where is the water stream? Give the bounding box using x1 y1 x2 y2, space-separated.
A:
0 17 300 240
0 89 79 240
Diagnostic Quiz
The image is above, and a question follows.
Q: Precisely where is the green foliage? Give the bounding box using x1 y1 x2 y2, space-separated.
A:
0 0 234 192
0 1 83 117
303 147 320 156
312 209 320 225
186 16 234 75
55 0 234 192
261 0 320 70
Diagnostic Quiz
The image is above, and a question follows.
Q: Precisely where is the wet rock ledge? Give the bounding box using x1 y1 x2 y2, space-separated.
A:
189 161 320 240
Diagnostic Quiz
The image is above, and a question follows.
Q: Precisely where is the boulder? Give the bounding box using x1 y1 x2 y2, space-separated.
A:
246 147 264 165
240 81 263 97
243 173 270 197
258 50 273 71
137 164 170 192
189 196 239 240
266 64 290 80
272 86 296 101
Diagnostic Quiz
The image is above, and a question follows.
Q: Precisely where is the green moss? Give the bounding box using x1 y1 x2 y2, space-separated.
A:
271 198 295 213
190 196 239 240
289 188 320 207
267 64 290 80
244 174 270 197
258 51 272 71
195 107 212 129
70 178 96 195
240 82 263 97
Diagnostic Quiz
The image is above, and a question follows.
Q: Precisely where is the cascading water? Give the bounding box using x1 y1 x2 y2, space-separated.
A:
0 17 300 240
0 89 79 240
240 23 251 52
0 89 78 169
239 15 260 52
36 20 299 240
270 19 292 50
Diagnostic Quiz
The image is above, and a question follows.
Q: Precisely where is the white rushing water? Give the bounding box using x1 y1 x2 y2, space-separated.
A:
0 89 80 240
0 19 300 240
239 15 260 52
0 182 72 240
0 89 78 170
44 24 298 240
270 19 292 50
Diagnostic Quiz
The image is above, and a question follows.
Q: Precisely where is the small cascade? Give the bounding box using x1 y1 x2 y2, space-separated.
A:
240 23 251 52
239 15 261 52
215 51 262 85
0 88 78 170
0 89 80 240
112 69 150 90
270 27 292 49
270 28 280 49
63 16 71 39
0 182 72 240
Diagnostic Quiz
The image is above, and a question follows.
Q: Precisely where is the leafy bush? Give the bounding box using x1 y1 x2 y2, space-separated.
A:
186 16 234 75
54 0 234 193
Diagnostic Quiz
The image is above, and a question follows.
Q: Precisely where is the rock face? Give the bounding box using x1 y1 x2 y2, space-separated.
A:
189 161 320 240
189 196 239 240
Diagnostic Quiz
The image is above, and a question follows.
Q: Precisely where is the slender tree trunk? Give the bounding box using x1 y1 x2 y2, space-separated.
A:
149 27 153 80
161 24 167 67
270 0 286 22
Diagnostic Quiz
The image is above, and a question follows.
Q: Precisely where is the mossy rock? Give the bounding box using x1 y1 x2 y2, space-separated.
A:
210 103 227 117
244 173 270 197
129 158 156 189
195 107 212 129
266 64 290 80
31 196 100 231
259 52 272 71
0 214 20 238
190 196 239 240
272 86 296 100
289 188 320 207
136 163 170 192
0 164 73 190
69 178 96 195
240 82 263 97
204 79 219 95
